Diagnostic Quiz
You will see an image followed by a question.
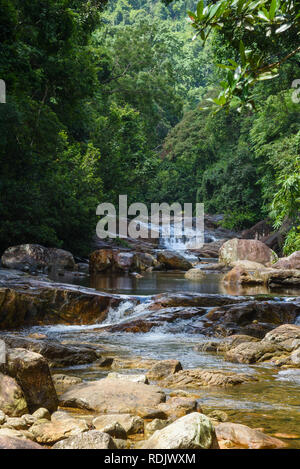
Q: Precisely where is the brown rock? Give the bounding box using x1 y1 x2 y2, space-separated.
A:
30 417 88 444
0 435 44 449
0 373 28 417
215 422 286 449
162 368 255 388
92 414 144 435
273 251 300 270
157 251 192 271
147 360 182 380
219 238 278 266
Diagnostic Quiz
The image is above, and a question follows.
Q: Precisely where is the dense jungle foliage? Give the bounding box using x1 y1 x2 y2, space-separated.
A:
0 0 299 255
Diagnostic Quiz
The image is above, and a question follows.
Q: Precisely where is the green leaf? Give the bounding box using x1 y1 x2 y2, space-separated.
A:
239 40 246 66
269 0 277 20
197 0 204 18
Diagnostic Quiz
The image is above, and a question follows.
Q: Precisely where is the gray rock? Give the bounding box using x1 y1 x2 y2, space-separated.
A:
52 430 117 449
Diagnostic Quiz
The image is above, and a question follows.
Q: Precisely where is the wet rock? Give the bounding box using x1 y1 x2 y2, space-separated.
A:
225 265 300 288
59 378 165 414
157 251 192 271
162 368 256 388
111 357 159 370
150 292 256 309
142 413 219 449
133 252 157 271
1 348 58 413
1 244 75 272
0 435 44 449
185 269 205 280
215 422 286 449
0 373 28 417
1 335 101 366
146 360 182 381
190 240 225 259
53 430 116 449
207 410 229 423
225 341 285 364
273 251 300 270
219 238 278 266
0 277 125 329
52 374 83 393
30 417 88 444
92 420 127 439
195 335 259 354
92 414 144 435
107 372 148 384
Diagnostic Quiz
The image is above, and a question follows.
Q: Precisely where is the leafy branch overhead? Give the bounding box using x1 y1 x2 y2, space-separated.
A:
187 0 300 110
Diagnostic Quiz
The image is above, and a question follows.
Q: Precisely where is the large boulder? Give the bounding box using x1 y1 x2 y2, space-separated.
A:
52 430 116 449
59 378 165 414
162 368 255 388
273 251 300 270
219 238 278 266
157 251 192 271
1 244 75 272
142 413 219 449
0 373 28 417
215 422 286 449
1 348 58 413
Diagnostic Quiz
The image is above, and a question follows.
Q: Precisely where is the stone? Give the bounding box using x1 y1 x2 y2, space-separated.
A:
219 238 278 266
142 413 218 449
146 360 182 381
273 251 300 270
59 378 165 414
93 421 127 439
32 408 51 421
215 422 286 449
291 348 300 365
52 374 83 393
1 244 75 272
145 419 168 437
107 372 148 384
162 368 255 388
0 372 28 417
136 408 168 420
225 341 285 364
92 414 144 435
0 410 6 425
1 348 58 413
185 269 205 280
53 430 117 449
133 252 157 271
3 417 28 430
264 324 300 351
30 417 88 444
22 414 37 426
157 397 199 418
207 410 228 422
0 428 34 441
157 251 192 271
0 435 44 449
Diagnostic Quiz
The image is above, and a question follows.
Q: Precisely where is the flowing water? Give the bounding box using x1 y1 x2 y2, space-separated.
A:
29 267 300 447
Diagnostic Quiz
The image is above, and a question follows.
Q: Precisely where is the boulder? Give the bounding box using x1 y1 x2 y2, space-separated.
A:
132 252 157 271
146 360 182 381
215 422 286 449
157 251 192 271
273 251 300 270
59 378 165 414
0 435 44 449
185 269 205 280
225 341 285 364
52 430 116 449
30 417 88 444
142 413 218 449
92 414 144 435
224 265 300 288
1 244 75 272
219 238 278 266
1 348 58 413
0 373 28 416
162 368 255 388
263 324 300 351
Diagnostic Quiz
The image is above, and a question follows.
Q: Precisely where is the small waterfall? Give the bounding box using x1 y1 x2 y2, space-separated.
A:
103 299 152 326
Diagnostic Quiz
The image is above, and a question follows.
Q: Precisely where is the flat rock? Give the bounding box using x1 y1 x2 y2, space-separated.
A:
52 430 116 449
0 435 44 449
146 360 182 380
30 417 88 444
215 422 286 449
59 378 165 414
162 368 256 388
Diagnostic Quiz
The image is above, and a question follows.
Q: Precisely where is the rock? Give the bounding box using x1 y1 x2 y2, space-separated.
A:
92 420 127 439
142 413 218 449
113 438 131 449
195 335 259 354
107 372 148 384
1 348 58 413
92 414 144 435
264 324 300 351
215 422 286 449
185 269 205 280
52 374 83 393
1 244 75 272
207 410 228 422
0 373 28 417
225 265 300 288
191 240 225 259
157 397 199 418
89 249 139 273
22 414 37 426
0 410 6 425
146 360 182 381
219 238 278 266
241 220 274 241
291 348 300 365
76 263 89 273
0 427 34 441
162 369 255 388
133 252 157 271
157 251 192 271
3 416 29 430
30 417 89 444
150 292 254 309
53 430 117 449
111 357 159 370
32 408 51 421
145 419 168 437
273 251 300 270
0 276 125 329
59 378 165 414
136 408 168 420
1 335 101 367
225 341 285 364
0 435 44 449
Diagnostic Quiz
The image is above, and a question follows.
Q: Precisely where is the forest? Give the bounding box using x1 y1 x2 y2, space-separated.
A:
0 0 299 256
